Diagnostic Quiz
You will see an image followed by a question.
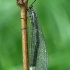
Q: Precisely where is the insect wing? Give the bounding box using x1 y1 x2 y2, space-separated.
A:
28 7 48 70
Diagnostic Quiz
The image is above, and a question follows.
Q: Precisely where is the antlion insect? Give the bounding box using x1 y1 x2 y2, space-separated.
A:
28 0 48 70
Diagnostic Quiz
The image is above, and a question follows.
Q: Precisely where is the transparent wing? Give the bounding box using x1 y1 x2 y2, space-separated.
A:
29 24 48 70
35 25 48 70
28 7 48 70
29 24 36 66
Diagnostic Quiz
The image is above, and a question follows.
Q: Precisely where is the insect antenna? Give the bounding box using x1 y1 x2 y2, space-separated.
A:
30 0 36 6
29 0 36 9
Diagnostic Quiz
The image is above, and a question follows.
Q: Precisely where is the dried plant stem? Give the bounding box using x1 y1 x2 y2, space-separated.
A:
16 0 28 70
21 6 28 70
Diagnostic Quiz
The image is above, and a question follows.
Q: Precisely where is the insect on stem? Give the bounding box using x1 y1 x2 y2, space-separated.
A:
28 0 48 70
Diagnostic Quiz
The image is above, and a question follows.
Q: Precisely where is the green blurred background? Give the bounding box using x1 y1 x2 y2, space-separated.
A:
0 0 70 70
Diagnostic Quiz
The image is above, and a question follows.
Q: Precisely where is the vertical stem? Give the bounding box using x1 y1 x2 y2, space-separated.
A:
16 0 28 70
21 6 28 70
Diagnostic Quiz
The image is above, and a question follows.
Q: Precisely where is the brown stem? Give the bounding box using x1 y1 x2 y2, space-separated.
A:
16 0 28 70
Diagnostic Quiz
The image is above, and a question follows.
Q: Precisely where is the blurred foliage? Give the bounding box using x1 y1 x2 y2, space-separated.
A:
0 0 70 70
